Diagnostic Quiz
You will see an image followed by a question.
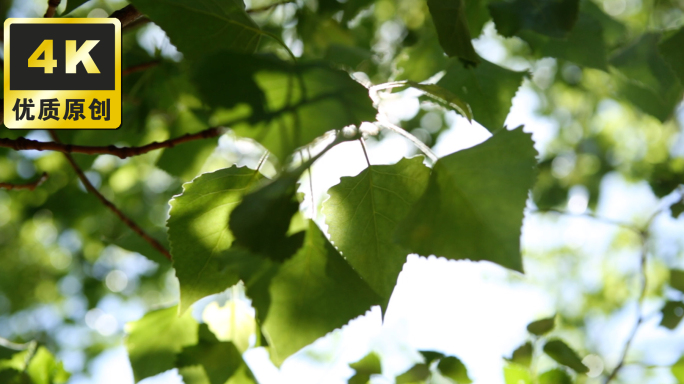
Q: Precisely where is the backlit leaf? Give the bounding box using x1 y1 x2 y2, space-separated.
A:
348 352 382 384
527 315 555 335
539 368 572 384
437 356 472 383
125 305 199 382
427 0 479 64
396 127 538 272
167 166 262 313
129 0 261 58
437 59 525 132
249 221 381 365
323 157 430 310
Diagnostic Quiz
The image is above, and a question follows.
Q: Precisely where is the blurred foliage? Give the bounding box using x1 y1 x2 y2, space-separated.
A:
0 0 682 382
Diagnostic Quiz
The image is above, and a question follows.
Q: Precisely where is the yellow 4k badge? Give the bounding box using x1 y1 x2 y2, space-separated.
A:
4 18 121 129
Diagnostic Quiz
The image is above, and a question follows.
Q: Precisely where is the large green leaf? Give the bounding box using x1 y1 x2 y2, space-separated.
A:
610 33 683 122
517 10 608 70
659 27 684 84
125 305 199 382
196 53 376 162
542 339 588 373
395 127 537 272
323 157 430 309
437 59 525 132
251 221 381 365
129 0 261 58
426 0 479 64
176 325 255 384
24 347 69 384
229 168 306 263
167 166 263 314
489 0 580 38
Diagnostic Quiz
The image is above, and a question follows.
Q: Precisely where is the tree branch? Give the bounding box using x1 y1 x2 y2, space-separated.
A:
604 236 649 384
0 173 48 191
0 126 225 159
44 0 60 18
110 5 145 29
49 131 172 261
122 60 161 76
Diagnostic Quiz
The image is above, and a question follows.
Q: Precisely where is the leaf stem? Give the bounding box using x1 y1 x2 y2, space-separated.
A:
375 118 438 163
359 138 371 167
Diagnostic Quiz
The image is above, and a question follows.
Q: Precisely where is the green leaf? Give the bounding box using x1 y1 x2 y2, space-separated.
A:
543 340 588 373
527 316 555 335
176 325 254 384
517 11 608 70
128 0 261 59
503 363 531 384
394 24 449 82
507 342 533 368
125 305 199 382
671 270 684 294
407 82 473 121
673 356 684 383
672 201 684 219
396 127 538 272
178 365 211 384
610 33 683 122
396 363 431 384
63 0 89 14
323 157 431 309
167 166 263 313
198 53 376 162
427 0 479 64
348 352 382 384
420 351 446 364
489 0 580 38
660 301 684 330
157 111 219 181
538 368 572 384
659 27 684 83
252 221 381 365
229 167 306 263
437 356 472 383
25 347 70 384
437 59 525 132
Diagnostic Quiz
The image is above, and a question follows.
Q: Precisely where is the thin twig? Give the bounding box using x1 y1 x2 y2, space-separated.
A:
44 0 60 18
0 173 48 191
530 208 642 234
122 60 160 76
49 131 172 261
375 118 439 163
359 138 371 167
0 127 226 159
604 236 649 384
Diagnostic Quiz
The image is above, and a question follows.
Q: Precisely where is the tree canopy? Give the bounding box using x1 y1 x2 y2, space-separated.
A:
0 0 683 383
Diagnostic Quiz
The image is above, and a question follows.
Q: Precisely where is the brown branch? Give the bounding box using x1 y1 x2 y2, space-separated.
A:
44 0 60 18
122 60 160 76
0 126 225 159
0 173 48 191
110 5 145 29
49 131 172 261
